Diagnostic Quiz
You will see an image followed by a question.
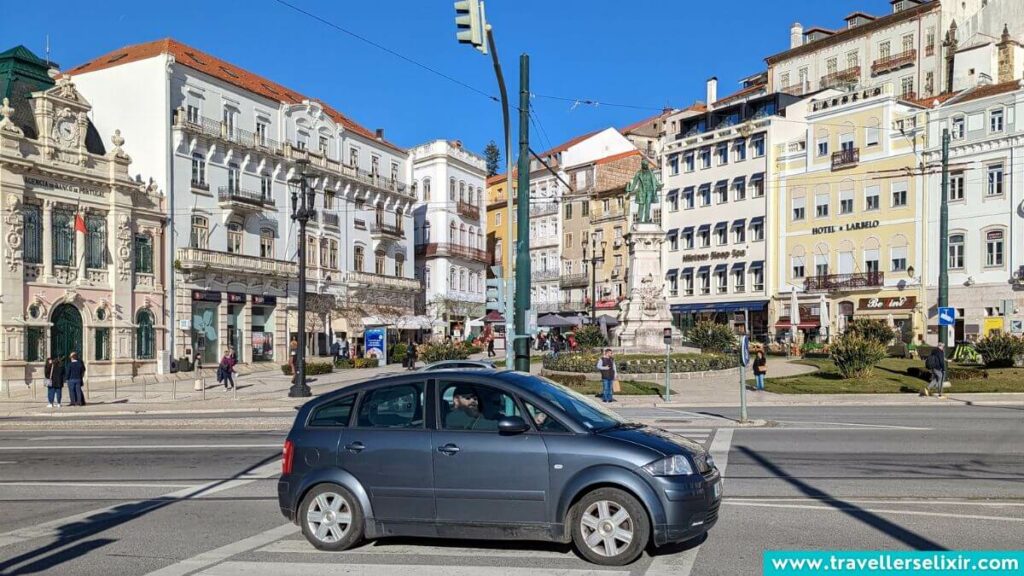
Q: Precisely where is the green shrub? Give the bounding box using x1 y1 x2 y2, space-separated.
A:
352 357 379 368
688 321 737 353
846 318 897 345
419 342 471 363
974 332 1024 368
280 360 334 376
574 325 606 349
545 373 588 387
334 359 352 369
391 343 408 364
542 352 735 374
830 333 887 379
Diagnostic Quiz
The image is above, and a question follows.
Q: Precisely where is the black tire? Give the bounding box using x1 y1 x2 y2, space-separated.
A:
570 487 650 566
299 483 364 552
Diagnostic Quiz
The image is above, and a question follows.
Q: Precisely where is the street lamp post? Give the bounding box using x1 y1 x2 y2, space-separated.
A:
589 238 607 324
288 159 315 398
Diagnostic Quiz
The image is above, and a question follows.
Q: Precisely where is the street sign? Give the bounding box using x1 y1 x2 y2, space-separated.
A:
663 327 673 345
938 307 956 327
740 334 750 367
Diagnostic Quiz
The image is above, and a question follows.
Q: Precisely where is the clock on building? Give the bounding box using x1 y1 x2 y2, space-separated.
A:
53 117 79 146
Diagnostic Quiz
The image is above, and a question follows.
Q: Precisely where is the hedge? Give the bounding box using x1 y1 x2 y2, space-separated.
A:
542 352 736 374
280 361 334 376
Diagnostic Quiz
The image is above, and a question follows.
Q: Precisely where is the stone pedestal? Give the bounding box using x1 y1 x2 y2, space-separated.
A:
618 223 682 349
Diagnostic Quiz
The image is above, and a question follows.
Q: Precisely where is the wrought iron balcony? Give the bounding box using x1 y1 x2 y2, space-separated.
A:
175 247 297 277
831 148 860 171
218 186 275 209
416 242 489 263
820 66 861 89
456 201 480 220
560 300 587 312
804 272 884 293
780 81 812 96
532 269 560 282
535 301 561 314
872 49 916 76
322 212 340 228
174 109 282 153
341 270 421 292
529 203 557 217
560 273 589 288
370 222 404 240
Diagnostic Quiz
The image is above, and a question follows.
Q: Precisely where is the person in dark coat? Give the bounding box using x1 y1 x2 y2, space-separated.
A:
218 348 237 391
923 342 947 396
752 350 768 391
405 340 418 370
64 352 86 406
45 356 65 408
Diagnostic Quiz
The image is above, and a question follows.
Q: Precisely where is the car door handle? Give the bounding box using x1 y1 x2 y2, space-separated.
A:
437 443 460 456
344 442 365 453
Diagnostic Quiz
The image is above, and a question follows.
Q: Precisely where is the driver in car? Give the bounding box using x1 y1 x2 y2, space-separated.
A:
446 385 497 431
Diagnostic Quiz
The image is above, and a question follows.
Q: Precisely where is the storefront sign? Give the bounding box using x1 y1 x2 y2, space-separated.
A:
365 327 387 364
858 296 916 310
681 249 746 263
812 220 880 235
227 292 246 304
25 176 106 198
191 290 222 302
252 295 277 306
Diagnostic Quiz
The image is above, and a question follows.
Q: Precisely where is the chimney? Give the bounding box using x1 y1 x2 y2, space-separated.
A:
706 77 718 107
375 128 384 140
790 22 804 49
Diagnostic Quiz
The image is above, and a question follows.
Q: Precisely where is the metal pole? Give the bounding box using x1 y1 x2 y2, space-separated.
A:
487 28 515 371
590 239 597 324
513 53 531 372
664 342 671 402
289 162 312 398
172 378 176 400
938 129 950 398
740 364 748 422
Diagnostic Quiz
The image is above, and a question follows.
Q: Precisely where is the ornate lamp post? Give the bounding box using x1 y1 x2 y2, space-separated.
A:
288 159 315 398
588 238 608 324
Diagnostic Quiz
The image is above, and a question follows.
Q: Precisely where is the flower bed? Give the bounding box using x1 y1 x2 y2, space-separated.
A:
542 352 736 374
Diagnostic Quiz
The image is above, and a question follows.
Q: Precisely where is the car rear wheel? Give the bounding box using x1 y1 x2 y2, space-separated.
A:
299 483 364 551
570 487 650 566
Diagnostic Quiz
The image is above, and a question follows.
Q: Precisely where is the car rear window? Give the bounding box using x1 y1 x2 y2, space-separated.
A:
309 395 355 427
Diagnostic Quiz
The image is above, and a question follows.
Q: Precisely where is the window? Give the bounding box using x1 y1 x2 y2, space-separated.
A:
865 123 880 147
715 183 728 204
733 268 746 293
85 215 105 269
261 174 272 200
134 235 153 274
255 121 267 146
826 56 838 75
734 139 746 162
840 190 854 214
950 172 965 201
751 220 764 241
391 162 400 183
441 382 521 431
781 72 790 88
952 116 965 139
683 272 694 296
375 251 385 275
815 254 829 277
751 178 764 198
222 107 236 139
94 327 110 361
422 178 432 201
449 178 457 201
716 143 728 165
260 229 274 259
318 135 329 155
892 184 908 207
891 246 908 272
816 136 829 157
191 153 207 187
733 223 746 244
564 203 573 219
669 233 678 251
879 40 891 59
349 147 359 167
136 309 155 360
227 222 242 254
52 210 75 266
669 155 680 175
26 327 45 362
715 225 727 246
581 201 589 216
986 230 1004 267
227 163 240 192
949 234 965 269
900 76 914 99
190 215 209 249
699 147 711 169
988 164 1004 196
865 249 880 273
716 269 727 294
792 197 806 221
356 383 424 429
865 186 880 211
395 253 404 277
699 185 711 207
684 152 695 172
371 156 380 176
602 199 610 213
669 192 679 212
23 205 41 264
699 271 711 295
698 228 711 248
751 135 765 157
668 274 679 297
353 245 364 272
309 395 356 427
682 229 694 250
683 187 695 209
815 194 829 218
494 211 501 227
847 50 858 69
751 267 764 291
186 104 200 124
733 180 746 202
791 256 805 279
990 108 1005 133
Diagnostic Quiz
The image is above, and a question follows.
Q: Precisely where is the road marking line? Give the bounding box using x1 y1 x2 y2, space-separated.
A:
0 444 282 451
27 435 126 441
0 481 194 488
722 501 1024 522
195 562 628 576
0 461 279 549
773 420 931 431
259 539 572 559
727 498 1024 507
644 427 734 576
144 524 298 576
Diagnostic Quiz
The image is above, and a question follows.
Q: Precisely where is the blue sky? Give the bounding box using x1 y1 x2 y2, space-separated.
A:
1 0 896 156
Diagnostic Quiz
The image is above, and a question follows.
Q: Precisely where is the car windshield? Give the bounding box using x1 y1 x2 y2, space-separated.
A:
514 375 625 431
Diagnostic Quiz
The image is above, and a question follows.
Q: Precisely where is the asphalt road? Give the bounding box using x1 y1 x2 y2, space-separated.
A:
0 403 1020 575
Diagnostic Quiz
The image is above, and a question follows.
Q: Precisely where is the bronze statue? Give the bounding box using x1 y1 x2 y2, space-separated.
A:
626 159 662 224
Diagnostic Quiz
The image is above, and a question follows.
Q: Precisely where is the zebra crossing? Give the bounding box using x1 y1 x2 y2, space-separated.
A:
652 426 714 447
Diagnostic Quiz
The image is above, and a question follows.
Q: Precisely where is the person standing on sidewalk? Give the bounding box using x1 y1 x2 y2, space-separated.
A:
44 356 64 408
64 352 86 406
923 342 946 397
596 348 617 403
218 348 237 391
752 350 767 391
405 339 418 371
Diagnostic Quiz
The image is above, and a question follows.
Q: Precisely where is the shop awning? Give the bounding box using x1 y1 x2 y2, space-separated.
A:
671 301 769 314
732 176 746 184
666 188 679 198
749 260 764 268
698 224 711 231
731 262 746 269
484 310 505 322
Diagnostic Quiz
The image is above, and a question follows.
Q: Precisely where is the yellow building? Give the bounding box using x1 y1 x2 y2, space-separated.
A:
485 173 515 276
773 85 926 343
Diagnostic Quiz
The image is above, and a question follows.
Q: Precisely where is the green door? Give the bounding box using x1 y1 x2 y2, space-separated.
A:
51 304 83 359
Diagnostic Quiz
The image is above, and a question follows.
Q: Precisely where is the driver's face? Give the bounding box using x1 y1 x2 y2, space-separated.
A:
454 393 479 413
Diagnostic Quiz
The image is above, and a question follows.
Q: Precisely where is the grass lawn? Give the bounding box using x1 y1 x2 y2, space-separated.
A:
760 357 1024 394
493 356 544 368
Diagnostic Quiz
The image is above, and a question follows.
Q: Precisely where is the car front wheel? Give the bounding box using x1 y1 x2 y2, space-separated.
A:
570 487 650 566
299 483 364 551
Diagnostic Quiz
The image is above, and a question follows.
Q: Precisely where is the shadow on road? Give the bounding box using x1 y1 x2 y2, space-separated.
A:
737 446 948 551
0 453 279 575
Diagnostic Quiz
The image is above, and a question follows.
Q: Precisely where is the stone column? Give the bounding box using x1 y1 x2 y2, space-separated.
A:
241 301 251 364
75 212 86 282
42 201 53 280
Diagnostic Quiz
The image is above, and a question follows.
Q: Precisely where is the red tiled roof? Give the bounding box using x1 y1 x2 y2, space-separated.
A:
537 130 601 158
486 174 508 185
619 110 673 134
594 149 643 166
907 81 1023 108
67 38 405 153
714 83 767 106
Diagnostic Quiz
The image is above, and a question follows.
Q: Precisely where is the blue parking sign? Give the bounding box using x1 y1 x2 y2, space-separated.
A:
938 307 956 327
740 335 750 367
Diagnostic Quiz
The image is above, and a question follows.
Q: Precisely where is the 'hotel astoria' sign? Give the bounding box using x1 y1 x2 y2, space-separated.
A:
812 220 880 236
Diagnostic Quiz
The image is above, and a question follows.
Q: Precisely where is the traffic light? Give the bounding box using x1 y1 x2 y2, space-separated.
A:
454 0 488 55
486 276 505 314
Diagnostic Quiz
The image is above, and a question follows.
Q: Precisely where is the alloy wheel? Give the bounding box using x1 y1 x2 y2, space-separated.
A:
306 491 353 543
580 500 634 557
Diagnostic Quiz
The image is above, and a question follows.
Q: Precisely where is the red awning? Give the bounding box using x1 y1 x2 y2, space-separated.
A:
774 321 820 329
484 310 505 322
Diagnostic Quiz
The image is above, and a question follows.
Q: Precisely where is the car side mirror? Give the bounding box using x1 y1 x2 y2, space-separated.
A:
497 416 530 435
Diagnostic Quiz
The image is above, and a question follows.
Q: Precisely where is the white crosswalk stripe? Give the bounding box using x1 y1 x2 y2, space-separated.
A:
195 562 628 575
648 427 714 447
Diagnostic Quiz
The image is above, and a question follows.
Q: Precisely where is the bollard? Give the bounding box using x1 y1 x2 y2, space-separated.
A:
233 381 237 401
143 379 147 400
202 377 206 401
172 378 176 400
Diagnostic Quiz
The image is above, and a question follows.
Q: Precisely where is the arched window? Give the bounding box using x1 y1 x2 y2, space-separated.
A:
460 224 467 246
476 229 482 250
423 177 431 201
949 233 965 269
449 222 456 243
190 215 209 250
375 251 386 275
227 221 242 254
449 178 456 201
353 245 364 272
476 188 482 206
260 228 274 258
459 181 466 203
395 253 404 277
459 269 466 291
425 265 431 289
22 205 41 264
136 309 155 360
449 267 456 288
395 207 404 233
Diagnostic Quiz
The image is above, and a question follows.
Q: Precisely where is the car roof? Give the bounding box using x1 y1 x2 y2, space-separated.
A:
322 369 526 396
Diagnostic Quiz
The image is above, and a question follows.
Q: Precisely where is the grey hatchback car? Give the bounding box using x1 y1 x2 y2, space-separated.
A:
277 370 721 566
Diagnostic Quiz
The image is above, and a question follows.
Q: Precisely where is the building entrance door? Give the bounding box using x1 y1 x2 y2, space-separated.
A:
51 304 83 358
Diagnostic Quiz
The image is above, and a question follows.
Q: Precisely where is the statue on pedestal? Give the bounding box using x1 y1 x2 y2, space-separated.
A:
626 159 661 224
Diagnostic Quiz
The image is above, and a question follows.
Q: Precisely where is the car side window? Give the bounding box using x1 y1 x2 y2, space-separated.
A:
523 401 569 433
356 383 425 429
309 395 356 427
440 381 520 432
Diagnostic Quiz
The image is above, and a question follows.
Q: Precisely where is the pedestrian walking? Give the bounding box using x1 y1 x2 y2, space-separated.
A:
752 350 767 391
486 336 495 358
405 339 418 371
64 352 86 406
331 339 341 363
218 348 236 391
44 356 65 408
340 338 350 360
923 342 947 397
596 348 617 403
289 337 299 378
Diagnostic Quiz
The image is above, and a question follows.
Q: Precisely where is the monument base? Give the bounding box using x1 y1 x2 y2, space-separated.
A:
618 223 682 349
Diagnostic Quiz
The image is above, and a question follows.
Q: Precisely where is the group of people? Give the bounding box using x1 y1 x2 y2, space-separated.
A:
42 352 87 408
535 332 578 355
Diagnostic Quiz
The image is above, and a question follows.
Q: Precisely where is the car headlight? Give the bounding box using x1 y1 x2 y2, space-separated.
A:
642 455 695 477
706 453 716 470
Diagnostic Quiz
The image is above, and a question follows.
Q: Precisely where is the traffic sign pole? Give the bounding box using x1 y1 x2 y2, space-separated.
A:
739 335 749 423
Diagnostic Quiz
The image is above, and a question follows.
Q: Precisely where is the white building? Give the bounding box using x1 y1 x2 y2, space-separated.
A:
411 140 487 339
68 38 419 366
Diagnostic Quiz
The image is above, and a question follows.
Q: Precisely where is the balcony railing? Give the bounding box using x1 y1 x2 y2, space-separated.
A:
804 272 885 293
532 269 560 281
218 186 275 208
831 148 860 171
456 201 480 221
592 211 625 224
341 270 421 292
529 203 557 217
925 45 935 57
191 179 210 191
820 66 861 89
872 49 916 76
416 242 489 263
780 81 812 96
323 212 340 228
176 247 297 276
175 109 282 153
370 222 404 239
560 273 589 288
560 300 587 312
535 302 561 314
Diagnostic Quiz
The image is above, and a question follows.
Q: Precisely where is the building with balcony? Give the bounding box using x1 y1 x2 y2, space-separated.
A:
0 46 167 385
661 81 811 342
69 38 416 365
773 85 926 342
411 140 486 338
